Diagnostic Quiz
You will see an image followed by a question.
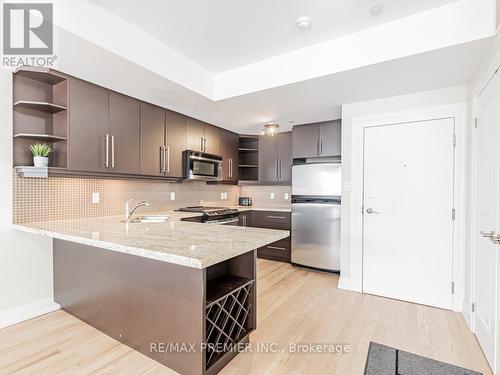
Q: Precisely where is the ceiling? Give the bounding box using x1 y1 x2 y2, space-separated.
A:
57 25 491 134
86 0 457 73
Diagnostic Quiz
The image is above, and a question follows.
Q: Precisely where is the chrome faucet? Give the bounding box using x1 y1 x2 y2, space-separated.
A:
125 199 151 220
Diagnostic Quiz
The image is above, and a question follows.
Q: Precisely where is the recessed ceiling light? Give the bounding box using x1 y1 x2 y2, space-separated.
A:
370 5 383 17
296 16 312 30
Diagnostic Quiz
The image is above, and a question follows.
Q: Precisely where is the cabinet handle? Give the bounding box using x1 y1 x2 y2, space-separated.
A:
105 134 109 168
266 245 287 251
267 215 287 219
228 158 231 179
200 137 204 151
279 160 282 180
111 135 115 168
204 137 208 152
317 140 320 156
166 146 170 173
160 146 165 173
320 140 323 155
275 160 279 180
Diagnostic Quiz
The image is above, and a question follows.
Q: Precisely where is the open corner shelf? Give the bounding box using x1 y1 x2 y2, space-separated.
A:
238 135 259 182
206 275 253 305
14 100 67 114
14 133 67 142
15 67 66 85
13 68 69 170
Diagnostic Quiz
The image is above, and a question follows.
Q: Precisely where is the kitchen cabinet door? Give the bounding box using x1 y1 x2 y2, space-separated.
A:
68 78 109 173
228 131 239 181
258 135 279 182
186 118 204 151
220 129 239 181
292 123 319 158
165 110 187 178
140 102 165 176
109 92 141 174
278 132 292 182
319 120 341 157
204 123 220 155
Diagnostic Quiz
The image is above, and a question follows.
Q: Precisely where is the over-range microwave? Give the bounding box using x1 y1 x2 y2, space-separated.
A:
183 150 223 181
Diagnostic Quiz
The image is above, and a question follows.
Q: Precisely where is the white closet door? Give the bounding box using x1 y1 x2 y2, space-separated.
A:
474 71 500 372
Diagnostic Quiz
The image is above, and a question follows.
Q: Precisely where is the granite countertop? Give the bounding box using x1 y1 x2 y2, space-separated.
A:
13 210 289 269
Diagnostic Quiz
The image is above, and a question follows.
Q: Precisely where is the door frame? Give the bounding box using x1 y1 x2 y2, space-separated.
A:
348 103 467 312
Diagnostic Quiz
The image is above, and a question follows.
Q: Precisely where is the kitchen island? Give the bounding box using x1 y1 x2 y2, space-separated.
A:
14 211 289 375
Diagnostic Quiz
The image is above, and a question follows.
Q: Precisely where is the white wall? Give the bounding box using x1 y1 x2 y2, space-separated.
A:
0 71 57 328
464 31 500 327
340 86 468 291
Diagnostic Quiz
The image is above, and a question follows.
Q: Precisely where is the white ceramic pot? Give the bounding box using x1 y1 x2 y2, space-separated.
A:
33 156 49 167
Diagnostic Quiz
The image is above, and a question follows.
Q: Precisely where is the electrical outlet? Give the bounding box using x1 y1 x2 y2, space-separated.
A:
270 192 275 200
224 192 228 200
170 192 176 201
343 183 351 192
92 192 100 204
220 192 225 200
284 193 289 200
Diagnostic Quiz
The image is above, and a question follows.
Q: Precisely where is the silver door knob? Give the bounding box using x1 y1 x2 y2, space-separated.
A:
490 234 500 244
365 208 381 214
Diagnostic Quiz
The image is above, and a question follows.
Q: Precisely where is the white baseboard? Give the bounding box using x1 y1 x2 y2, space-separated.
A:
0 298 60 330
338 276 350 290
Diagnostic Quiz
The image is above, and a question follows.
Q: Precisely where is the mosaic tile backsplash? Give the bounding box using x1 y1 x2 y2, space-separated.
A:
12 173 240 223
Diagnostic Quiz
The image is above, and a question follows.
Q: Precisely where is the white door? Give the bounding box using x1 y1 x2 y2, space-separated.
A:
363 118 455 309
474 71 500 372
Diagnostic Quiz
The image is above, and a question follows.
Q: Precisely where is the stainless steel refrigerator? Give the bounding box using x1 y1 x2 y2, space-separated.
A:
291 162 341 272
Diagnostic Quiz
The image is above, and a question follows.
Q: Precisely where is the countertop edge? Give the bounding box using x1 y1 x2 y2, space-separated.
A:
12 223 290 269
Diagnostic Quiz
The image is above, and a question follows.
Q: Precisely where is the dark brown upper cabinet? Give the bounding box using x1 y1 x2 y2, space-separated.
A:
258 132 292 183
109 92 141 175
278 132 292 182
186 118 221 155
16 68 239 182
186 118 205 152
140 102 165 177
219 129 239 181
68 78 109 173
165 110 187 178
204 124 220 155
292 120 341 158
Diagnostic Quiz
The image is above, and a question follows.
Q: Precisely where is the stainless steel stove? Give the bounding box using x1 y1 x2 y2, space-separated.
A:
178 206 240 225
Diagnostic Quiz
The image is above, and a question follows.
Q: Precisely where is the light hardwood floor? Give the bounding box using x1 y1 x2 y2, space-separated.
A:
0 260 492 375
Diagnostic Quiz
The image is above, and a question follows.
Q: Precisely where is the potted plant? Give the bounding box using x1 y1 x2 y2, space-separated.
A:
28 142 52 167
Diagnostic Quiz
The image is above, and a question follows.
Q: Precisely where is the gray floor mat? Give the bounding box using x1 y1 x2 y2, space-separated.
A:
364 342 482 375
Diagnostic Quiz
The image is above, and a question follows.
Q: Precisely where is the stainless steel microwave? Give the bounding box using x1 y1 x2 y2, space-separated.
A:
183 150 223 181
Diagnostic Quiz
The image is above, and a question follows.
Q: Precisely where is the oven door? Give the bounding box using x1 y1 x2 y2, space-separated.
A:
184 151 223 181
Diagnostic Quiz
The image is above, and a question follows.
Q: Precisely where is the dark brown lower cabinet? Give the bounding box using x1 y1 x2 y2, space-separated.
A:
54 239 256 375
257 238 291 263
239 210 291 263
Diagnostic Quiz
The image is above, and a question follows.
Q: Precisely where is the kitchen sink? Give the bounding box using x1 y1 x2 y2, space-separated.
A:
122 215 171 224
